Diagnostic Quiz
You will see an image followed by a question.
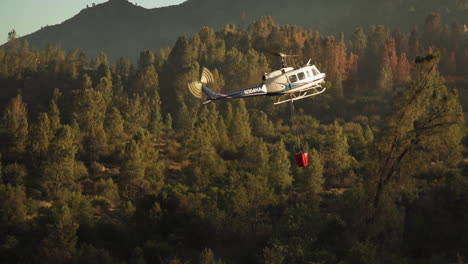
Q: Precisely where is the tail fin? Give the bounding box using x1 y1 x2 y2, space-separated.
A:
187 67 220 100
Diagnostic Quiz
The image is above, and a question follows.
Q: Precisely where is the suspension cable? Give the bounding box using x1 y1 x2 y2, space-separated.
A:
289 96 303 153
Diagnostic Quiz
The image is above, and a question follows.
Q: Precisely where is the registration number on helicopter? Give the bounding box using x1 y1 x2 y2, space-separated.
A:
244 87 265 95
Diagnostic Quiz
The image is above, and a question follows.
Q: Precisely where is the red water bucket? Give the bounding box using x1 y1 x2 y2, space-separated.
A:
295 152 309 167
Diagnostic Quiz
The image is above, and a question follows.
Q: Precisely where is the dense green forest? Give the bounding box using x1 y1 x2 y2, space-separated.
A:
0 14 467 263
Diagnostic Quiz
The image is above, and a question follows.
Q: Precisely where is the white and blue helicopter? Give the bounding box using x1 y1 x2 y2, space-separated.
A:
188 52 326 105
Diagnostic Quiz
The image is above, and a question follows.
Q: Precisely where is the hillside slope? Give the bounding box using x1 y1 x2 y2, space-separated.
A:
14 0 468 60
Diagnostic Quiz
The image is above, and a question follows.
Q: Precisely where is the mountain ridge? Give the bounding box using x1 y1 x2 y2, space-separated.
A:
10 0 468 61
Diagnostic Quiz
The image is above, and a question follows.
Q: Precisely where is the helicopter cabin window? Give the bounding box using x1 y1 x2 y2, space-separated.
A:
289 75 298 83
306 71 311 77
298 72 306 80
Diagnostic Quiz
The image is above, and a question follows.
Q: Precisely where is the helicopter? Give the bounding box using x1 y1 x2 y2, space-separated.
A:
187 52 326 105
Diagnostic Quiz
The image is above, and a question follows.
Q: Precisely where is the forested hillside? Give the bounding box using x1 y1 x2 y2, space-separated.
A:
0 14 467 263
12 0 468 61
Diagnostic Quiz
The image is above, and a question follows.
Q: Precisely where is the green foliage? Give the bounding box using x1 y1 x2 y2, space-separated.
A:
104 107 125 153
39 205 79 263
268 203 329 263
3 94 29 156
120 140 148 200
351 28 367 58
251 110 276 138
133 64 159 96
199 248 224 264
346 242 377 264
41 125 78 198
0 14 464 264
3 163 27 186
72 244 117 264
267 140 292 191
29 112 51 159
366 50 464 243
49 93 62 133
319 121 356 187
73 86 107 132
262 246 286 264
229 100 252 147
0 184 27 224
377 61 393 91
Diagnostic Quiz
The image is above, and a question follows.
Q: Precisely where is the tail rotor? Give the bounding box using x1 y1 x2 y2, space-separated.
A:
187 67 215 99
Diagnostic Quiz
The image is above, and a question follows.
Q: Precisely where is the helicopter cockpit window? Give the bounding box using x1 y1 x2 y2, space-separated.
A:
289 75 298 83
306 71 311 77
312 68 320 75
298 72 306 80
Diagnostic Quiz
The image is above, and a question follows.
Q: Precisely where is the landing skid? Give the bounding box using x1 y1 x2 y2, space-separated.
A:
274 85 326 105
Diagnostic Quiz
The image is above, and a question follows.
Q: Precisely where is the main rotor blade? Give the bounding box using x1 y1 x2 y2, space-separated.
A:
264 50 298 57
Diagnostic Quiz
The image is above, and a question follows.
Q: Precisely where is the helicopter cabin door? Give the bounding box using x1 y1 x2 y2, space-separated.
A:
287 73 298 90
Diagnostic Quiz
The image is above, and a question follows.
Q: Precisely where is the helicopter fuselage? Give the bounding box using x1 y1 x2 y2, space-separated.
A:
263 65 326 94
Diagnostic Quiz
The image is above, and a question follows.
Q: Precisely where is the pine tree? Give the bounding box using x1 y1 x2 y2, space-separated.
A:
377 60 393 92
331 71 344 98
0 184 27 224
321 121 355 186
39 205 79 263
337 32 348 79
95 75 113 104
29 112 51 159
350 28 367 58
395 53 411 85
268 140 292 192
138 50 155 71
3 163 27 186
122 95 151 136
199 248 223 264
392 30 409 57
302 149 324 197
251 110 275 138
104 107 125 152
366 51 464 239
133 64 159 96
94 52 109 72
323 36 339 80
240 137 269 176
366 25 389 79
184 105 226 187
384 38 398 76
115 57 131 79
48 94 61 135
229 100 252 148
3 94 29 156
73 87 107 132
347 52 360 80
7 30 17 42
84 124 109 161
41 125 77 198
119 140 148 200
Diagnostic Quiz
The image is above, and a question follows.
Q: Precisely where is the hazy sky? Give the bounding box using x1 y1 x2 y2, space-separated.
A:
0 0 186 44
